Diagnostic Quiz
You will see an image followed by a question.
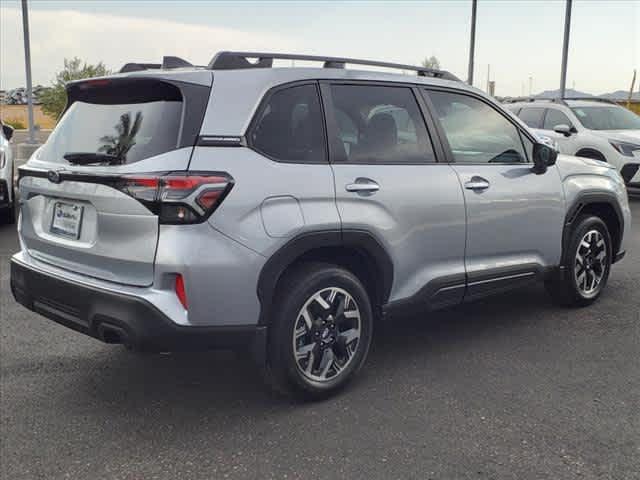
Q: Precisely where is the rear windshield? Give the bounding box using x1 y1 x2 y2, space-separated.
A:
571 106 640 130
40 82 183 165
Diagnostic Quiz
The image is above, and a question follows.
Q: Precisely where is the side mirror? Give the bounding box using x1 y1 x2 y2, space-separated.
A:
553 124 573 137
532 142 558 174
2 123 14 141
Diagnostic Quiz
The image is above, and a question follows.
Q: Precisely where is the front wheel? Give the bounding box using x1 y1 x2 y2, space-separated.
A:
546 215 612 307
266 263 373 400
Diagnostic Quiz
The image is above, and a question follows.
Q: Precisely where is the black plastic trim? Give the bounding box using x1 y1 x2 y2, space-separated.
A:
197 135 245 147
620 163 640 184
575 148 606 163
256 229 393 325
10 259 266 358
383 273 466 316
561 191 625 263
464 264 542 302
613 250 626 264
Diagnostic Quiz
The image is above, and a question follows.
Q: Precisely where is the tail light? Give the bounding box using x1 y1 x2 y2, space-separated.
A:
116 172 233 224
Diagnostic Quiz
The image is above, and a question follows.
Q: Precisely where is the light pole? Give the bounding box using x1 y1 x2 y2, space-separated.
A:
21 0 36 144
559 0 573 99
467 0 477 85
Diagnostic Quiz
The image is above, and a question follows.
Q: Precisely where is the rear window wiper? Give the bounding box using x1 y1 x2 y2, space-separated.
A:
63 152 120 165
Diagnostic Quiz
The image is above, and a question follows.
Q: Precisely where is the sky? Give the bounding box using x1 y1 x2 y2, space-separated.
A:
0 0 638 97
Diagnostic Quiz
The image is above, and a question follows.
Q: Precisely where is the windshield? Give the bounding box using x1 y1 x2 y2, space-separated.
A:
571 106 640 130
40 98 182 165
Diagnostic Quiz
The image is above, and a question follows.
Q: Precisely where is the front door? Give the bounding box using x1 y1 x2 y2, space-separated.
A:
425 89 566 301
322 82 467 309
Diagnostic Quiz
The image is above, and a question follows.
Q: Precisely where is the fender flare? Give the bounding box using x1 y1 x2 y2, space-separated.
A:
256 229 393 325
561 191 624 264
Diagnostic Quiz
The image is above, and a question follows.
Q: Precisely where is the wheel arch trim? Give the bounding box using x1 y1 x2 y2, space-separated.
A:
256 229 393 325
561 191 624 264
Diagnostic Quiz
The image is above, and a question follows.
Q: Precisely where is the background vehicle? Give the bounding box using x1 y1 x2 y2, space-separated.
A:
0 120 16 224
505 98 640 187
10 52 631 399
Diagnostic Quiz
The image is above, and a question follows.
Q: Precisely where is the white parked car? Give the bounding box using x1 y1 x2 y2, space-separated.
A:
505 98 640 187
0 120 16 223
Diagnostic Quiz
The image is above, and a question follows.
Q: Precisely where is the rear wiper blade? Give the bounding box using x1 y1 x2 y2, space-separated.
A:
63 152 120 165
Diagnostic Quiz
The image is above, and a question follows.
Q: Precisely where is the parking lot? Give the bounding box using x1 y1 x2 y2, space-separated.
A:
0 198 638 479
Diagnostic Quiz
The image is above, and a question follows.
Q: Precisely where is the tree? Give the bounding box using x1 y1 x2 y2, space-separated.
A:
99 112 143 164
421 56 441 70
39 58 111 120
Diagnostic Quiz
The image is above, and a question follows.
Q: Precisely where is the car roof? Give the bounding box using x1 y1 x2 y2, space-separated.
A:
200 67 485 136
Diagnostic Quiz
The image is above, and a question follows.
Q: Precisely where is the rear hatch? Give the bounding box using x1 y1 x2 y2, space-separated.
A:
18 74 212 286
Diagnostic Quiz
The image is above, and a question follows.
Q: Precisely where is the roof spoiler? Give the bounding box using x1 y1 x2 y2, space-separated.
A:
118 56 195 73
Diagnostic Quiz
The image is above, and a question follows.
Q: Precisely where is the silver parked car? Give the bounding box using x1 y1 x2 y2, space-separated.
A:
11 53 631 399
0 120 16 224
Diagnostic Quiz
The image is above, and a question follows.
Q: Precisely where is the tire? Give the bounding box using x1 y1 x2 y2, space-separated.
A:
265 262 373 400
545 215 612 307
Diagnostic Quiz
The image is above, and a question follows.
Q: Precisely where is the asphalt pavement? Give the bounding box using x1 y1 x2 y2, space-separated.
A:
1 199 639 480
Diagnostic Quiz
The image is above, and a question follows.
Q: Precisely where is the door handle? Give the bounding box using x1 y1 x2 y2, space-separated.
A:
464 176 490 191
346 178 380 194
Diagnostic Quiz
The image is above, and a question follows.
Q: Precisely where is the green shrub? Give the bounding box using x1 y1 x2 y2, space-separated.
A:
2 118 26 129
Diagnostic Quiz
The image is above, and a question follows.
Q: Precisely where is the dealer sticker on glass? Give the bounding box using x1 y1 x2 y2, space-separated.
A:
50 201 84 239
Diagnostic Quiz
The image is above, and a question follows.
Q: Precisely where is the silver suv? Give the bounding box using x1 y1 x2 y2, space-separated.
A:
10 52 631 399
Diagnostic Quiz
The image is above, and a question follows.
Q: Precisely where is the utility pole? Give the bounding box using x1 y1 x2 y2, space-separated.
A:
559 0 573 100
21 0 36 144
467 0 477 85
529 76 533 96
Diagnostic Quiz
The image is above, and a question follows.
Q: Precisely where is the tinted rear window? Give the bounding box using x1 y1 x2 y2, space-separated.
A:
517 108 545 128
250 83 326 163
41 81 184 165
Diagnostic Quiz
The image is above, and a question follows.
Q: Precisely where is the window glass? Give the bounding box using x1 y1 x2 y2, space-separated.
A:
251 84 326 163
429 91 528 164
328 85 435 163
41 82 183 165
543 109 573 130
570 106 640 130
517 108 546 128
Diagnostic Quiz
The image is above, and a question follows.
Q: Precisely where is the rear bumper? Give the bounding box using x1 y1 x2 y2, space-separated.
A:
10 258 267 358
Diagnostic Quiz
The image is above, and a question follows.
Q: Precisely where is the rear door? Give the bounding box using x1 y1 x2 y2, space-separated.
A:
323 82 467 308
18 75 211 286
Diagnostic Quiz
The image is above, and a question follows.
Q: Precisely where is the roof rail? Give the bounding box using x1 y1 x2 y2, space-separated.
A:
562 97 618 105
208 51 461 81
118 56 196 73
502 97 568 106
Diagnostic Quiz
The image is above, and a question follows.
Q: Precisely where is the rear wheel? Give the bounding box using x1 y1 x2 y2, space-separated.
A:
266 263 373 400
546 215 612 306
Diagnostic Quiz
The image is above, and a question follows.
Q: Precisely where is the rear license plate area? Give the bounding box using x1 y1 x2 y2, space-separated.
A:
50 201 84 239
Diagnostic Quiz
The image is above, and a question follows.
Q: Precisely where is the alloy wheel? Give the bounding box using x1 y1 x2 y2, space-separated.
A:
574 229 607 298
292 287 361 383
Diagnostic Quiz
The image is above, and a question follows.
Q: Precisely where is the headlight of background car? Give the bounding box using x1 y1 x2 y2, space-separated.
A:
610 140 640 157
